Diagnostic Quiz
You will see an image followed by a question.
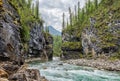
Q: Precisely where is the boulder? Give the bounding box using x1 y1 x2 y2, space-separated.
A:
0 69 8 78
9 69 48 81
0 78 9 81
2 64 19 75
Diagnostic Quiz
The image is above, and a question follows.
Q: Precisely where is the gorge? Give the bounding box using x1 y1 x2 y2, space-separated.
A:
0 0 120 81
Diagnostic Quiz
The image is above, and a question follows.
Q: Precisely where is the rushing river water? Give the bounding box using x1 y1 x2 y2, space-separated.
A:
29 57 120 81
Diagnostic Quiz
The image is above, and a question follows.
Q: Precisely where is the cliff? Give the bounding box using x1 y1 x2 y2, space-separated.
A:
28 23 53 61
62 0 120 59
0 0 50 80
0 0 23 65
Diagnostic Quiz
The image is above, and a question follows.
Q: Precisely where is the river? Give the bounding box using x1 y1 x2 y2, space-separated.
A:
28 57 120 81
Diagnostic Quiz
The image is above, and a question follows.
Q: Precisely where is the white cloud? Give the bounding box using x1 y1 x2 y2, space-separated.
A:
37 0 86 32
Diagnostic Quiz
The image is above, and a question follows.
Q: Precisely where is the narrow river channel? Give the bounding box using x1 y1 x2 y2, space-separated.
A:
29 57 120 81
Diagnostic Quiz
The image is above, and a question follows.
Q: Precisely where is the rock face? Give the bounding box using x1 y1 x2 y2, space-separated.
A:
28 23 53 60
0 0 23 64
0 0 48 81
28 23 46 58
44 33 53 60
81 17 120 57
0 63 48 81
62 1 120 59
61 41 82 59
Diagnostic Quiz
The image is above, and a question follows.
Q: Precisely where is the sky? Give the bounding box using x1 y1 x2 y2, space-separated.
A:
37 0 86 32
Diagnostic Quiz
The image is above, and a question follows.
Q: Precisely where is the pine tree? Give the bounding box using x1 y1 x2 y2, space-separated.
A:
81 8 85 23
66 19 69 28
94 0 98 9
74 5 77 19
77 1 80 21
31 4 35 15
69 7 72 27
35 0 39 19
27 0 32 9
45 25 49 33
88 0 91 8
62 13 65 30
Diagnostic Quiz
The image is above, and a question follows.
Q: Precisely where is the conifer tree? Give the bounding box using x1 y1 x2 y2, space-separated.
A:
94 0 98 9
31 4 35 15
81 8 85 23
45 25 49 33
77 1 80 21
66 19 69 28
69 7 72 27
27 0 32 9
62 13 65 30
35 0 39 19
74 5 77 19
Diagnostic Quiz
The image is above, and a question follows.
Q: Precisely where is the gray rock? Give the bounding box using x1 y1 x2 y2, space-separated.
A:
0 0 24 65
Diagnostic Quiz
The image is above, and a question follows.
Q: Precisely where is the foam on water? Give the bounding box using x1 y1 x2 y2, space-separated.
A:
28 58 120 81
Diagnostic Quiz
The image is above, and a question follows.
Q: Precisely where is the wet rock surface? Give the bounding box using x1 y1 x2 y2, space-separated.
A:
0 62 48 81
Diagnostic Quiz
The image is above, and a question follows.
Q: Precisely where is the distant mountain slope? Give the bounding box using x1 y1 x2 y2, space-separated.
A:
48 26 61 36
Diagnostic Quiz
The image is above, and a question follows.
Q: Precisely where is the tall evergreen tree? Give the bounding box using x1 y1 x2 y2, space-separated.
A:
77 1 80 21
74 5 77 19
69 7 72 27
35 0 39 19
27 0 32 9
66 19 69 28
80 8 85 23
31 4 35 15
94 0 98 8
62 13 65 30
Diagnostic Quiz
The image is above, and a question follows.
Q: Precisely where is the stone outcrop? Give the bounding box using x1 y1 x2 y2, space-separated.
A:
44 33 53 60
28 24 53 61
61 41 82 59
28 23 46 58
0 63 48 81
81 17 120 57
0 0 24 64
62 8 120 59
0 0 48 81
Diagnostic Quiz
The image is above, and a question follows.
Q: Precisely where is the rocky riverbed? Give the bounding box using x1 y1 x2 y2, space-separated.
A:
0 62 48 81
64 59 120 71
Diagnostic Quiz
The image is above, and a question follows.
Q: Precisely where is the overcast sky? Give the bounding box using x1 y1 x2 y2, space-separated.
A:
37 0 86 32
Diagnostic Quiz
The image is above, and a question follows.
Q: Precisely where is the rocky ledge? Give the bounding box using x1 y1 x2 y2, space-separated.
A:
0 62 48 81
65 59 120 71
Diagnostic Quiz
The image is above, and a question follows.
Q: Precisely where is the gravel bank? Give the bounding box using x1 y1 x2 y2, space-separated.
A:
64 59 120 71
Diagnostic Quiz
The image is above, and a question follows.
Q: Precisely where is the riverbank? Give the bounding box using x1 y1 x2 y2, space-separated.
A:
25 57 49 63
25 57 42 63
64 58 120 71
0 62 48 81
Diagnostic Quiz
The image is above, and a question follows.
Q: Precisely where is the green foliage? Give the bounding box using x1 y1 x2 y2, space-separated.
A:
94 0 98 8
10 0 43 43
35 0 40 19
62 0 120 58
53 36 62 56
62 42 81 50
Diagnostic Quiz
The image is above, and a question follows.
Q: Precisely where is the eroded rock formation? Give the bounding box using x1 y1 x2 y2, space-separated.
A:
28 24 53 61
0 0 48 81
0 0 23 65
